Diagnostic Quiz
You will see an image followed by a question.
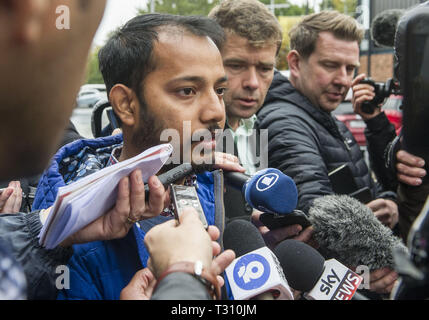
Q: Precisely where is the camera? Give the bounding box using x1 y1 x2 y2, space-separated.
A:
360 78 400 114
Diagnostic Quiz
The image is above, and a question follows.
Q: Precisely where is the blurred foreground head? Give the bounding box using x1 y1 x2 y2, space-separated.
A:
0 0 106 180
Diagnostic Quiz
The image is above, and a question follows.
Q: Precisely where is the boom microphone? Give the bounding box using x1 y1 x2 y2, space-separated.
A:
371 9 405 47
223 220 294 300
308 195 408 271
273 240 364 300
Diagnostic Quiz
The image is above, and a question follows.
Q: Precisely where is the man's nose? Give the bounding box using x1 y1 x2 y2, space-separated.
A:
243 67 260 91
334 66 351 88
200 90 225 124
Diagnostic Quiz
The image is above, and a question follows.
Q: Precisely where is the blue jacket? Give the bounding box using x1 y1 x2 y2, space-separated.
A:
34 135 226 300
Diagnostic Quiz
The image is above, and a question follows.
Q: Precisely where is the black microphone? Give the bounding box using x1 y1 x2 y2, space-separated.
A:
223 220 294 300
223 171 249 191
371 9 405 47
308 195 408 271
273 239 367 300
144 163 194 200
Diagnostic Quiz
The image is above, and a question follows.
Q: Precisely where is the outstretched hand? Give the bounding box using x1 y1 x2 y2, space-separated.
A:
0 181 22 214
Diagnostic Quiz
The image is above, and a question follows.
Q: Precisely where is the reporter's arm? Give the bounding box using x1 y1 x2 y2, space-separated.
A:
352 74 399 191
0 211 73 300
396 150 426 186
0 170 167 300
152 272 212 300
144 208 235 300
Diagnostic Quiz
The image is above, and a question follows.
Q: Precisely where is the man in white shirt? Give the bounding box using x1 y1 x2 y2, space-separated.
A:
209 1 312 246
209 0 281 177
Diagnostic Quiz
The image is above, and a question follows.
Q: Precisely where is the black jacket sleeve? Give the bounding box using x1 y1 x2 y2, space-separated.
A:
0 212 74 300
364 112 398 191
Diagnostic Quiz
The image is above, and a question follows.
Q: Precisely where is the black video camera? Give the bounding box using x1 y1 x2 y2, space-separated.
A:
360 78 400 114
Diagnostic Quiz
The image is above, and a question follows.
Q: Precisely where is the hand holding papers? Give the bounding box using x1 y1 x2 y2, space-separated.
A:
39 144 173 249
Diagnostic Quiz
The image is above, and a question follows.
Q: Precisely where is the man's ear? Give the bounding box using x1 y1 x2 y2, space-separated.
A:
0 0 49 44
109 84 139 127
287 50 301 80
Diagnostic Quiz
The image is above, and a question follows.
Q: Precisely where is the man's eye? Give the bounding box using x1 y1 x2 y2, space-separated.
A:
347 66 356 74
216 87 227 96
260 66 274 73
178 88 195 96
227 64 244 71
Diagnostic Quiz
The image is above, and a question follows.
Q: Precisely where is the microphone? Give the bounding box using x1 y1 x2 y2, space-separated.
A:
308 195 408 271
273 239 365 300
371 9 405 47
224 168 310 229
223 219 294 300
224 168 298 214
144 163 194 199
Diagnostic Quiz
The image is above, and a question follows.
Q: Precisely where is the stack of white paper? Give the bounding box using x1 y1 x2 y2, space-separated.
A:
39 144 173 249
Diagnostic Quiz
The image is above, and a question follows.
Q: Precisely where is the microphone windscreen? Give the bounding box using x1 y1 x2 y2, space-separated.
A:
244 168 298 214
308 195 408 271
371 9 405 47
223 220 265 257
273 239 325 292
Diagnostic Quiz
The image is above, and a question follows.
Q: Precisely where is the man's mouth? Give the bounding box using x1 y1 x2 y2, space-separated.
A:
238 97 258 107
326 92 344 100
193 130 218 149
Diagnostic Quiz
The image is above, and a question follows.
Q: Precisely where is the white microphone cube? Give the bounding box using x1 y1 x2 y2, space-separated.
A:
225 247 294 300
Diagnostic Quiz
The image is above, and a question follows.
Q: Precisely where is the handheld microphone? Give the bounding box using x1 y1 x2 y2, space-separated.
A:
144 163 194 199
224 168 310 229
308 195 408 271
223 220 294 300
273 239 364 300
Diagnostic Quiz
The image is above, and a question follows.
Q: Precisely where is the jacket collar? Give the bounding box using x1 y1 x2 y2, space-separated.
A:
264 71 343 140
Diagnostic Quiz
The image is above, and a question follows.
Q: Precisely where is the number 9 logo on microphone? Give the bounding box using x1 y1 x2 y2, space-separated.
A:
233 254 270 290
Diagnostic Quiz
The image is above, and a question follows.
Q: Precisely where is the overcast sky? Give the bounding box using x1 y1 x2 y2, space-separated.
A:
93 0 322 47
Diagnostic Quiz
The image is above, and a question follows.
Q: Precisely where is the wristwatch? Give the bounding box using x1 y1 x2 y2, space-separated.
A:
155 261 221 300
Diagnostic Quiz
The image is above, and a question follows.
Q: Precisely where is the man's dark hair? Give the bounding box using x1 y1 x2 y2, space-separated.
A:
99 13 225 100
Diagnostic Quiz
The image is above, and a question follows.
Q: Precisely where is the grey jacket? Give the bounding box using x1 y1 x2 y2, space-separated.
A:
0 212 73 300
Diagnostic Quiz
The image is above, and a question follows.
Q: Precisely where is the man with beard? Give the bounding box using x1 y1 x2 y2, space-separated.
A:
33 13 242 300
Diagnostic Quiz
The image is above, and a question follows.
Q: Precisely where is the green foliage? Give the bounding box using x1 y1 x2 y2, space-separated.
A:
319 0 357 15
259 0 312 17
277 16 303 71
138 0 219 16
138 0 312 17
85 47 104 85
